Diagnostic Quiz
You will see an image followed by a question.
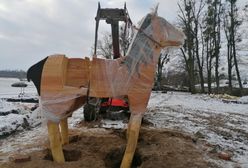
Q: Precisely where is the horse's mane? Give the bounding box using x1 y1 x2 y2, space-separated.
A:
122 13 156 75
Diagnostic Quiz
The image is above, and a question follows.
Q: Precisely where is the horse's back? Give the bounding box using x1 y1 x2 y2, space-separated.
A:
89 58 128 97
41 55 90 92
66 57 90 88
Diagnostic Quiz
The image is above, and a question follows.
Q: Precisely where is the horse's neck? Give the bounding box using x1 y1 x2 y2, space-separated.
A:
123 31 162 75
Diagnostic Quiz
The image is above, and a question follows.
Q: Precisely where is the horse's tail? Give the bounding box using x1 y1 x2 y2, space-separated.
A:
27 57 48 95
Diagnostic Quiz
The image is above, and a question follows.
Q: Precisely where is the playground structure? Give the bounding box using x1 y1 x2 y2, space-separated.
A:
27 7 185 168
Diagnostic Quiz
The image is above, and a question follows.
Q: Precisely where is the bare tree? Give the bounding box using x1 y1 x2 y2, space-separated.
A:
95 24 133 59
191 0 205 93
155 51 170 90
178 0 196 93
204 28 214 93
223 0 243 95
223 11 233 91
203 0 222 94
178 0 205 93
119 24 133 56
213 0 222 93
96 32 113 59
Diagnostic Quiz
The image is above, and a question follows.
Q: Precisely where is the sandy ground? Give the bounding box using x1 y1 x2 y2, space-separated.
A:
0 124 218 168
1 91 247 168
146 92 248 168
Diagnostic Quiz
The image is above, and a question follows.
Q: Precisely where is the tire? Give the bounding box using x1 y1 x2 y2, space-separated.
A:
105 106 130 120
83 103 97 121
105 110 126 120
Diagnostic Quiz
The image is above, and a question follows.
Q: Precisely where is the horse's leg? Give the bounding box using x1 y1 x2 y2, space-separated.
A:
60 97 87 145
121 113 142 168
60 117 69 145
121 91 151 168
47 121 65 163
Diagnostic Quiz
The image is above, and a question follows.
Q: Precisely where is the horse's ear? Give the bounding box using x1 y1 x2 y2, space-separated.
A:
151 3 159 16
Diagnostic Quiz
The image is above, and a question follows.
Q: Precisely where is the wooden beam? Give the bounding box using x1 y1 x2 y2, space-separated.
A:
47 121 65 163
120 114 142 168
60 118 69 145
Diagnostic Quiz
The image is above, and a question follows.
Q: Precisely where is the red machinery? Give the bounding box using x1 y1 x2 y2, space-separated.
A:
84 3 132 121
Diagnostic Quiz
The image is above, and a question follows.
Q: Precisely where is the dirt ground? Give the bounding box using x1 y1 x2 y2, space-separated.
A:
0 125 218 168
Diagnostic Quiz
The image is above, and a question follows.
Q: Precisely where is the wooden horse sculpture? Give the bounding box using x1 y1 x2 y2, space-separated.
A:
27 9 185 168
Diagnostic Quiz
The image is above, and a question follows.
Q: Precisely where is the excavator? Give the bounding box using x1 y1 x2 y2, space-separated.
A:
83 3 132 121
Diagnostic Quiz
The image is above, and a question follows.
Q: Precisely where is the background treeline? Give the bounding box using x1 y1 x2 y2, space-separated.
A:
0 70 27 79
174 0 248 96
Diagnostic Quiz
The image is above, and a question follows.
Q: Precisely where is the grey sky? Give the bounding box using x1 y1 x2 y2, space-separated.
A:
0 0 179 70
0 0 246 70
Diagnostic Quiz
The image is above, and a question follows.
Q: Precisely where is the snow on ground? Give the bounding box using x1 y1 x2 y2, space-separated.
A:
0 126 47 158
0 77 43 161
0 113 28 136
146 91 248 168
0 78 38 136
0 78 248 167
0 99 19 113
239 96 248 103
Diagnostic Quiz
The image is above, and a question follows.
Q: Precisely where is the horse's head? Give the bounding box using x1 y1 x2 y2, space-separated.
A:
123 9 185 75
156 16 185 48
139 10 185 49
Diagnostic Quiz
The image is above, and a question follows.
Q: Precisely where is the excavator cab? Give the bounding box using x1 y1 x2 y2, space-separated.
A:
93 2 132 58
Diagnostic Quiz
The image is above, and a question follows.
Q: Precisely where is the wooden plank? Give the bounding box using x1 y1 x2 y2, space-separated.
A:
41 55 68 92
65 58 90 88
89 58 118 97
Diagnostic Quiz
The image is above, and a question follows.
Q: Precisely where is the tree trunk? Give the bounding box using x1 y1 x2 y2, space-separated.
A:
194 20 204 93
156 54 162 90
230 1 243 95
227 43 233 92
214 0 221 94
180 48 195 93
233 53 243 95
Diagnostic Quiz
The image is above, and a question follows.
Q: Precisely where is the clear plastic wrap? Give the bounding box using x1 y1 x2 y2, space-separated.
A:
40 89 86 123
37 13 185 122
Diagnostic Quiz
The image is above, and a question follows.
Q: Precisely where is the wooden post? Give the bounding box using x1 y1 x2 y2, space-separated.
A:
120 114 142 168
47 121 65 163
60 118 69 145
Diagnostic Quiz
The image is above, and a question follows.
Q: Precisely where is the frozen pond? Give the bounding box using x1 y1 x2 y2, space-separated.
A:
0 78 37 98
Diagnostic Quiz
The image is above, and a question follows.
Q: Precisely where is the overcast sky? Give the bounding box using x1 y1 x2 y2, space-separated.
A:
0 0 180 70
0 0 246 70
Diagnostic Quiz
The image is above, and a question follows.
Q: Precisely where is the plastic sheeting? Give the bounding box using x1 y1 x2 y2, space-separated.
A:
37 12 185 123
40 89 86 123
